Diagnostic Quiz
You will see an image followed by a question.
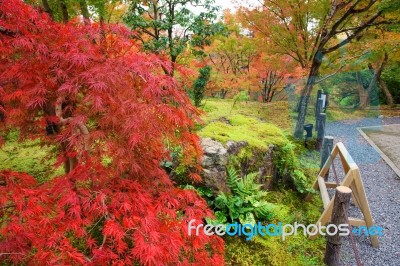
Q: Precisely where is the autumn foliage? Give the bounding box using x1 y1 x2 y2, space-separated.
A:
0 0 224 265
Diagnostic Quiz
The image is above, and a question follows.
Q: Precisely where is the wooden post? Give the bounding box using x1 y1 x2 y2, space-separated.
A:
321 136 334 180
315 98 323 131
315 89 322 116
316 113 326 150
324 93 329 112
324 186 352 266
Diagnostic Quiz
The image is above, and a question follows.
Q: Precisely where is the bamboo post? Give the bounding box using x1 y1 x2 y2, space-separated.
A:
321 136 334 180
324 186 352 266
316 113 327 150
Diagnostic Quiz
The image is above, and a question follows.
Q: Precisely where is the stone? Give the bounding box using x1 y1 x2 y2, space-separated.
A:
258 144 277 190
200 138 228 167
200 138 229 194
226 140 248 155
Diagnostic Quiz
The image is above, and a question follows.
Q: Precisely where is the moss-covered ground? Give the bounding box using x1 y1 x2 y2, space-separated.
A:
0 131 64 184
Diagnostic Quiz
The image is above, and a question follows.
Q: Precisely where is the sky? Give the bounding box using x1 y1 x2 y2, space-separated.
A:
214 0 261 13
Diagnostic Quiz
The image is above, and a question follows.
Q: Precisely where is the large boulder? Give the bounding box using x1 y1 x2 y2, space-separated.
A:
226 140 248 155
199 138 278 194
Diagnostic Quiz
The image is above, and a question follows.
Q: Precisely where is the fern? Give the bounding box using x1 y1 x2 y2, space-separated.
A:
209 167 277 225
226 167 240 192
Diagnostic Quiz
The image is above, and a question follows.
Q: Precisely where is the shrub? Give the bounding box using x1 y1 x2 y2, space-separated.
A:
193 66 211 107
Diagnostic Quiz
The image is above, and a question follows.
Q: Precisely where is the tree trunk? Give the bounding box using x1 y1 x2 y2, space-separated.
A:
79 0 90 20
377 53 393 105
220 89 227 99
360 53 389 109
356 72 369 109
379 78 394 105
42 0 53 18
294 54 323 139
59 0 69 23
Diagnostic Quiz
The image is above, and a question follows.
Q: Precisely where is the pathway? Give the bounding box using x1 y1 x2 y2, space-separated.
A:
324 117 400 266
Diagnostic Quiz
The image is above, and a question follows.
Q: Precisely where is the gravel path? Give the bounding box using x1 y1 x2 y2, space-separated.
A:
324 116 400 266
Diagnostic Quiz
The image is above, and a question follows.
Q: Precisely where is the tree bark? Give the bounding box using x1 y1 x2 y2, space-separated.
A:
59 0 69 23
294 52 323 139
42 0 53 18
356 72 369 109
376 53 393 105
359 53 389 109
379 78 394 105
79 0 90 20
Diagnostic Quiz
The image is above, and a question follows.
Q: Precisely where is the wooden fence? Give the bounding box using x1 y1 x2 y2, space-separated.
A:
305 141 379 248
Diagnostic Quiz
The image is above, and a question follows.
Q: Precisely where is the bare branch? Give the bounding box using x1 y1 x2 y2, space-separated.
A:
323 11 383 54
0 26 16 37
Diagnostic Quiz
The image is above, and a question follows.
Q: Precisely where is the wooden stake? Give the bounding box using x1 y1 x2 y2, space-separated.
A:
324 186 352 266
321 136 334 180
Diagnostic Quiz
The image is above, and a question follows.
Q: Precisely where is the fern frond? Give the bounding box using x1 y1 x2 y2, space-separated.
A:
226 167 240 192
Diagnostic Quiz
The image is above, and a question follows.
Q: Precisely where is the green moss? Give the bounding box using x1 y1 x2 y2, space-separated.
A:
225 189 325 266
0 138 64 184
199 115 289 150
253 235 325 266
201 99 291 130
225 237 271 266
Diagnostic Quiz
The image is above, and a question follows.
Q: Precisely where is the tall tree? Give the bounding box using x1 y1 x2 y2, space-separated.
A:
205 11 258 97
240 0 399 138
28 0 121 23
124 0 223 76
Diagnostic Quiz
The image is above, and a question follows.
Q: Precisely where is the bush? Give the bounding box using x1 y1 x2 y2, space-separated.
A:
193 66 211 107
339 95 357 107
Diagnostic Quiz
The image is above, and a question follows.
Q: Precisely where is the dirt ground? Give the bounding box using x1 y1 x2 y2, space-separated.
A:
362 124 400 177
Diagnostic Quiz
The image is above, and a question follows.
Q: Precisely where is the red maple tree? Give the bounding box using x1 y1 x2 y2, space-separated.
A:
0 1 224 265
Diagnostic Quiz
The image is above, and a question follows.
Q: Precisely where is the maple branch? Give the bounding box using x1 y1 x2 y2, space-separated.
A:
314 66 344 84
0 253 24 256
0 204 15 210
56 96 90 152
41 0 53 18
323 11 383 54
99 195 111 250
327 0 363 36
315 51 368 84
0 26 16 37
352 0 375 13
335 20 392 34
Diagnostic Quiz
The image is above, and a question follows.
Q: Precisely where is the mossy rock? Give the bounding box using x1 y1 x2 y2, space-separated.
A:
199 114 290 151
